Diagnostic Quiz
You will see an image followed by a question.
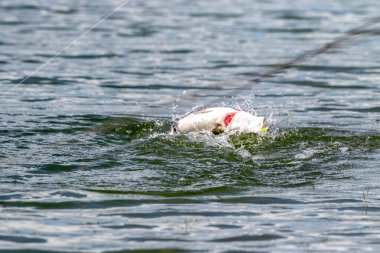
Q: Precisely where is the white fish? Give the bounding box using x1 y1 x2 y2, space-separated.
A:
173 107 267 134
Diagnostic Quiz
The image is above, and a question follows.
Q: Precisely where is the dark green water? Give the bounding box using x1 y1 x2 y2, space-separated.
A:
1 0 380 252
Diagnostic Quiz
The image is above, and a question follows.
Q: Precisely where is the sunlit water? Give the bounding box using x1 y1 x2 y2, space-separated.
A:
1 0 380 252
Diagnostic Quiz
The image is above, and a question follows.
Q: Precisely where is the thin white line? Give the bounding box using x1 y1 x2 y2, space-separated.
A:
1 0 132 96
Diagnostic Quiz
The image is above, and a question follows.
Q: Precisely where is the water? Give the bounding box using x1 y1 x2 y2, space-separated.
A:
1 0 380 252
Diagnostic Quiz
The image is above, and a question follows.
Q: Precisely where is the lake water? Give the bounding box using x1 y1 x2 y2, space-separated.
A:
1 0 380 252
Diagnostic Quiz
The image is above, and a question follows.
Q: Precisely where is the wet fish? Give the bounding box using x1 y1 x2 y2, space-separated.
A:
173 107 267 135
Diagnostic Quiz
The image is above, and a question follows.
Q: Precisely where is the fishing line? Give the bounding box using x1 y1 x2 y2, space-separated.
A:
246 16 380 85
174 16 380 112
1 0 132 96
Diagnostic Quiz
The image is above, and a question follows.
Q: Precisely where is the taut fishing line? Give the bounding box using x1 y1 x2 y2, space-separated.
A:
2 1 379 116
1 0 132 96
173 16 380 114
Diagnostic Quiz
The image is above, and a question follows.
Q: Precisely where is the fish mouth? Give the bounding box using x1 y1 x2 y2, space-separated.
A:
171 120 179 134
212 123 226 135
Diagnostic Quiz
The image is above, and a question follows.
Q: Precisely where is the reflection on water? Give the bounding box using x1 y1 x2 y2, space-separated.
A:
0 0 380 252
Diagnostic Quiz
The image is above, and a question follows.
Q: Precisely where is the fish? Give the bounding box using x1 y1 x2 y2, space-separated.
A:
172 107 267 135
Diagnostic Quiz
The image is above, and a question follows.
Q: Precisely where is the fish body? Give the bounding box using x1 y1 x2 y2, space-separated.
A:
173 107 266 134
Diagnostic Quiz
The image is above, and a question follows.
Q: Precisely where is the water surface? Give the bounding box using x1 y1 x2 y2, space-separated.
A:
1 0 380 252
